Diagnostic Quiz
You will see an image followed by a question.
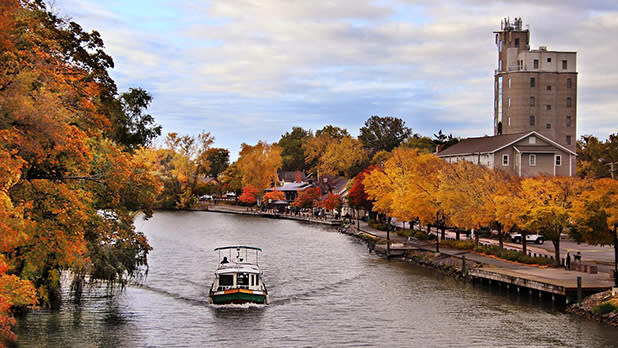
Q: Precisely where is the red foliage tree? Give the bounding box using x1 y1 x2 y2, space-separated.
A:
347 167 375 211
318 192 343 211
238 185 258 205
292 187 321 209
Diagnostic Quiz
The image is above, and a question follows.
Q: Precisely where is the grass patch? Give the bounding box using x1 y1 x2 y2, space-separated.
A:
592 301 618 315
440 240 475 250
368 220 388 231
475 244 554 265
395 229 413 237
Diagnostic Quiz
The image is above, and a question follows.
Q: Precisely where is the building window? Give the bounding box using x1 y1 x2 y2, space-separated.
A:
562 60 567 69
529 115 535 126
515 38 520 46
546 104 551 110
508 116 511 126
546 123 551 129
499 59 502 71
529 154 536 166
555 155 562 166
547 57 552 63
567 97 572 107
529 136 536 144
567 78 572 88
566 115 572 127
547 85 552 91
508 78 511 88
534 59 539 69
508 97 511 107
503 154 509 166
530 97 536 106
530 77 536 87
566 135 572 145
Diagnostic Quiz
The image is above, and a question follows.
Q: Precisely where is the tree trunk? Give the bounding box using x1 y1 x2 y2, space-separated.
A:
441 226 446 240
522 232 527 256
498 229 504 249
553 238 561 266
456 229 460 241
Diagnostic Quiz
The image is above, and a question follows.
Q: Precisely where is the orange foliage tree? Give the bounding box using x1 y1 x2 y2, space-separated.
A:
263 189 285 202
239 185 259 205
318 192 344 212
0 2 162 343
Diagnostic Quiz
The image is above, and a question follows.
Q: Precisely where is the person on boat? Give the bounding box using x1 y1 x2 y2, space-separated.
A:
221 256 229 264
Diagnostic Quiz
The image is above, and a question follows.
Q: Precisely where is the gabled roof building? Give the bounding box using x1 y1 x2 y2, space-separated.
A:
438 131 576 177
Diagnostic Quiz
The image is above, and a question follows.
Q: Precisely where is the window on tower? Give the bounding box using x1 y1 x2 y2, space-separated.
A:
515 38 520 46
546 105 551 110
530 77 535 87
547 85 552 91
529 116 535 126
534 59 539 69
566 135 572 145
567 97 572 107
567 78 572 88
566 116 572 127
562 60 567 69
530 97 535 106
547 57 552 63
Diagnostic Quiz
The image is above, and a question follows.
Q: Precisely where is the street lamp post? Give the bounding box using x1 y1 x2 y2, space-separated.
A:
614 224 618 288
435 211 440 253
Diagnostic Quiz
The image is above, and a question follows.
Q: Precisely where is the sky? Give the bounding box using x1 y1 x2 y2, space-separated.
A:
51 0 618 158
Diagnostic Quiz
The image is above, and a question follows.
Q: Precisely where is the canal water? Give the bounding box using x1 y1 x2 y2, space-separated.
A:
16 211 618 347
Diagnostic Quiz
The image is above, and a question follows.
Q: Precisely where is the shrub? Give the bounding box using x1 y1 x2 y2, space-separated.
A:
440 240 475 250
396 229 413 237
475 245 553 265
412 230 429 240
368 220 388 231
593 302 618 315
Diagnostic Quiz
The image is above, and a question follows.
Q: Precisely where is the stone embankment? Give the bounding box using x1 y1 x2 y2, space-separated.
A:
568 290 618 327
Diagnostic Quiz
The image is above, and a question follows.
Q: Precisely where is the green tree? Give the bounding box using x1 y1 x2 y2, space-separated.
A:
205 148 230 178
359 115 411 155
577 134 618 179
402 135 435 153
111 88 162 152
278 126 311 171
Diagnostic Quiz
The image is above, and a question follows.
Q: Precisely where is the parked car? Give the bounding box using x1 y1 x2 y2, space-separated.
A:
510 233 544 244
199 195 213 201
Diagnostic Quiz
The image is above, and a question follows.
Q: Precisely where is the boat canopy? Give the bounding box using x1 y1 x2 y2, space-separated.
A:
214 246 262 252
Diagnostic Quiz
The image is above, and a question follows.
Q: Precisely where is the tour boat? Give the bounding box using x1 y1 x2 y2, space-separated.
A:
208 246 269 305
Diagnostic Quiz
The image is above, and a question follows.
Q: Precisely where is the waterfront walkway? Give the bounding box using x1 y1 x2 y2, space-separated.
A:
205 204 614 301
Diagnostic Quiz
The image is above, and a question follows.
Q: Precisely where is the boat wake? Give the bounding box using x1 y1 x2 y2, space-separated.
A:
270 272 364 306
132 283 210 307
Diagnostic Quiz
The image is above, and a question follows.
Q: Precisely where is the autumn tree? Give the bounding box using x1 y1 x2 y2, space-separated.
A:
319 136 368 178
518 176 586 265
318 192 344 215
263 189 285 202
0 2 162 343
239 185 259 205
359 115 412 155
303 125 349 178
570 178 618 283
236 141 282 194
438 161 514 244
347 168 375 219
220 162 243 195
364 148 444 233
292 187 321 209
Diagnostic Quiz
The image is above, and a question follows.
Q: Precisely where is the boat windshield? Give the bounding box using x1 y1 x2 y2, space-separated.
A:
238 273 249 288
219 274 234 286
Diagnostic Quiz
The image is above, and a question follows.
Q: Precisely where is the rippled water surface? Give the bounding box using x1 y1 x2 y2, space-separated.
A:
17 211 618 347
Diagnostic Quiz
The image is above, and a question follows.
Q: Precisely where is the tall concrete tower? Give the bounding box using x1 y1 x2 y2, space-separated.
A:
493 17 577 151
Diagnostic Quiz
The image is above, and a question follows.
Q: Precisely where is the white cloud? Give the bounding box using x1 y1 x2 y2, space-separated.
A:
52 0 618 151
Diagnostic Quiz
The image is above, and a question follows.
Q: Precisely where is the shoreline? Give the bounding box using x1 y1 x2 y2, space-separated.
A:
189 204 617 327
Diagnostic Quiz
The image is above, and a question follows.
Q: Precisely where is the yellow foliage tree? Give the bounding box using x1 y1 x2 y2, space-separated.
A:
320 136 368 178
237 141 282 193
518 176 587 264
